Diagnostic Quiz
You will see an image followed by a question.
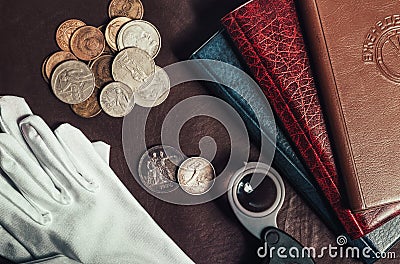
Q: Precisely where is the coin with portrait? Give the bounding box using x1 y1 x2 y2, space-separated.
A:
177 157 216 195
117 20 161 58
138 145 185 193
135 66 170 107
112 47 155 92
100 82 134 117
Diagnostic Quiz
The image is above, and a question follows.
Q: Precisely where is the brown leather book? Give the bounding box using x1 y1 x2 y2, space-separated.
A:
297 0 400 211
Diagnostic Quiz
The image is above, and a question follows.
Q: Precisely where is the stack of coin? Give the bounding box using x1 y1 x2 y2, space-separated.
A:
42 0 170 118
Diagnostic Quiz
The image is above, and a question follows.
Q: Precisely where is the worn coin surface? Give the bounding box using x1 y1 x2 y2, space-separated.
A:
105 17 131 51
108 0 144 20
177 157 216 195
90 55 114 88
135 66 170 107
70 88 102 118
56 19 86 51
117 20 161 58
138 145 185 193
51 60 95 104
45 51 78 80
97 25 114 55
100 82 134 117
70 26 105 61
112 47 155 92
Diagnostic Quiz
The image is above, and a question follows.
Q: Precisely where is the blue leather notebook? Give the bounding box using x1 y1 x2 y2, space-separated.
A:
190 30 400 263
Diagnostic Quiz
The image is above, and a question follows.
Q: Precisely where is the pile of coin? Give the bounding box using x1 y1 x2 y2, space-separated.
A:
42 0 170 118
139 145 216 195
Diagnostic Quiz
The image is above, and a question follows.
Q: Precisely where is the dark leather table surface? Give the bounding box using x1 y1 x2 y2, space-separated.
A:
0 0 398 263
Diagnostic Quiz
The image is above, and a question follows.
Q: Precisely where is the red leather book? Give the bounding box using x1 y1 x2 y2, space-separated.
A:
221 0 400 238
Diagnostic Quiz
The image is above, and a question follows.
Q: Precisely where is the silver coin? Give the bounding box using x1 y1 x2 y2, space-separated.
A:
138 145 184 193
117 20 161 58
51 60 95 104
112 47 155 92
177 157 216 195
135 66 170 107
100 82 134 117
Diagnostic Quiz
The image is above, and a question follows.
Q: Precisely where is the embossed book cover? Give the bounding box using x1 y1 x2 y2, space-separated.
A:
221 0 400 239
297 0 400 211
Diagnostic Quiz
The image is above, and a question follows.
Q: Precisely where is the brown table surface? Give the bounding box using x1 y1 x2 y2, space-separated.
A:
0 0 398 263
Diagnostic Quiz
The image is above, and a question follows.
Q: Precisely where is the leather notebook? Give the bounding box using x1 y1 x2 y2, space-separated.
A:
190 29 400 263
220 0 400 238
296 0 400 212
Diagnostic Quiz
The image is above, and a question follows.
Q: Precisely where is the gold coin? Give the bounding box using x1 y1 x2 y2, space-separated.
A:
97 25 114 55
108 0 144 20
56 19 86 51
71 88 102 118
41 56 50 83
105 17 131 51
45 51 78 80
70 26 105 61
90 55 114 89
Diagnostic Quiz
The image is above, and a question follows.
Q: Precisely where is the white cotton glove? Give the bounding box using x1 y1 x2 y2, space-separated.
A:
0 115 193 262
0 96 110 263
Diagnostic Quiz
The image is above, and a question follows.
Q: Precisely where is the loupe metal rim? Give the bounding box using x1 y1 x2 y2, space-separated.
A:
230 163 284 218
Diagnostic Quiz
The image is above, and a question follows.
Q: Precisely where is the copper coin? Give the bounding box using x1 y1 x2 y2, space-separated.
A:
70 26 105 61
71 88 102 118
97 25 114 55
108 0 144 20
56 19 86 51
90 55 114 89
105 17 131 51
45 51 78 80
41 56 50 83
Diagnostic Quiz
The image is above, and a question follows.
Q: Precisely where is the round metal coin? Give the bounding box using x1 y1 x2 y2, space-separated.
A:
45 51 78 80
89 55 114 89
51 60 95 104
70 88 102 118
108 0 144 20
112 47 155 92
105 17 132 51
56 19 86 51
70 26 105 61
100 82 134 117
177 157 216 195
138 145 185 193
117 20 161 58
135 66 170 107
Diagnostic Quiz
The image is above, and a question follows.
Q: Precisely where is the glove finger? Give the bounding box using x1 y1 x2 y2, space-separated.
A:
91 141 110 165
0 97 36 159
54 124 114 183
0 133 70 208
20 116 99 192
0 167 50 227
